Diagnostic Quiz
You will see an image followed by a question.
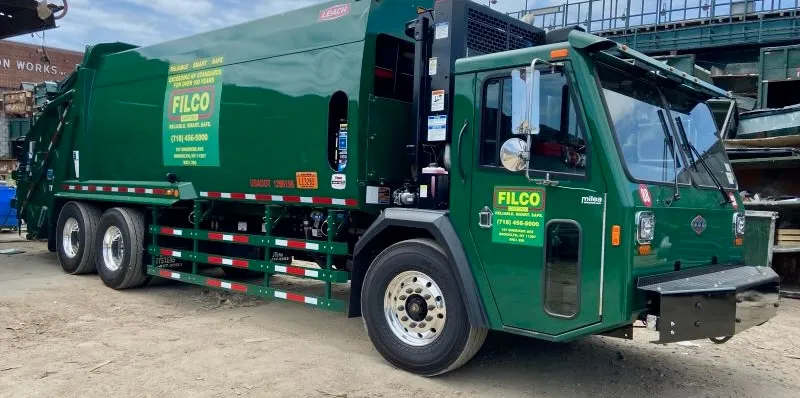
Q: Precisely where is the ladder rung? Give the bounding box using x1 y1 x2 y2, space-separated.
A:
147 266 345 311
150 247 349 283
150 225 348 255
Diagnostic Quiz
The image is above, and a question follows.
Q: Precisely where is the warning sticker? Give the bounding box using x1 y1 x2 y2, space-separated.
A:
429 57 438 76
435 22 449 39
427 115 447 141
296 172 319 189
492 187 546 247
431 90 445 112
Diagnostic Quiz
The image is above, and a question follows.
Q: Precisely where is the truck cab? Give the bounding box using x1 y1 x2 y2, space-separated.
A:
419 27 778 344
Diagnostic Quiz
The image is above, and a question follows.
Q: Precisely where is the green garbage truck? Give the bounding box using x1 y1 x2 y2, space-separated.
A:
12 0 781 376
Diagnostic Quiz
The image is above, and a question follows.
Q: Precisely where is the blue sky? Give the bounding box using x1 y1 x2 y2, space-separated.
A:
12 0 553 52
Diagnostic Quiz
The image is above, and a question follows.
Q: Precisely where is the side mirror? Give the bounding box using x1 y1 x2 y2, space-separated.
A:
510 67 541 135
500 138 529 172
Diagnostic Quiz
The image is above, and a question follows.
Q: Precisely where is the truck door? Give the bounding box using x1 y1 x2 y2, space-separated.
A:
465 65 606 335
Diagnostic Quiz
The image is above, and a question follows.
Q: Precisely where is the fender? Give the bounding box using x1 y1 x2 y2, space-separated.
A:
349 207 488 328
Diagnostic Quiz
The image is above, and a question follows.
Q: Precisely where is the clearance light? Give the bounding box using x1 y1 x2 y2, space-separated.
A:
611 225 621 246
550 49 569 59
735 237 744 246
733 212 746 238
636 211 655 244
637 244 652 256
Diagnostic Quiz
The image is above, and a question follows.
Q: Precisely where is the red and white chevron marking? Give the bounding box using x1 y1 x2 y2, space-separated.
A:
207 255 250 269
206 278 248 293
199 191 357 207
274 264 320 278
62 184 168 195
274 239 320 251
274 290 319 305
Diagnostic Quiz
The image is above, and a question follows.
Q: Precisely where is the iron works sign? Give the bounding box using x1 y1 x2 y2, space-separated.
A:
162 56 224 167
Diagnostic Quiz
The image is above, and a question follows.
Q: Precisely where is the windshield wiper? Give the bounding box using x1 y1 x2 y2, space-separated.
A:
674 116 731 205
657 109 680 204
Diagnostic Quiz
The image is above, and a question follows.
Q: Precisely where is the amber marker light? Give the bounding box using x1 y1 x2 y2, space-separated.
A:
611 225 621 246
550 49 569 59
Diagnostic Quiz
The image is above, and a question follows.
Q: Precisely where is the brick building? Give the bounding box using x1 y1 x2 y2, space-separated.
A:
0 40 83 92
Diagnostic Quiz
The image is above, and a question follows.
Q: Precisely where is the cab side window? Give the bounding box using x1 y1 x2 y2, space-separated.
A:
479 70 587 176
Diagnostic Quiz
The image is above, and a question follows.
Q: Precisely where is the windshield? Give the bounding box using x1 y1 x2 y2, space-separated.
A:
598 65 735 189
662 88 738 190
597 66 690 185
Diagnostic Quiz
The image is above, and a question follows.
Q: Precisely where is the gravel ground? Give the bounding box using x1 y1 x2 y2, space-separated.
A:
1 231 799 398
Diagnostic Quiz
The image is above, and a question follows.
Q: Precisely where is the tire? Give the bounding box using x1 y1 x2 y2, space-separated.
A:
95 207 150 290
361 239 487 376
55 201 101 275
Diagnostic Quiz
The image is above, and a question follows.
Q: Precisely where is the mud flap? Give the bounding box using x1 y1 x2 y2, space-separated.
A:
637 265 780 344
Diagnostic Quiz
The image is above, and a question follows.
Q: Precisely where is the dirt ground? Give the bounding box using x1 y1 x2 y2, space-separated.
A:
2 232 800 398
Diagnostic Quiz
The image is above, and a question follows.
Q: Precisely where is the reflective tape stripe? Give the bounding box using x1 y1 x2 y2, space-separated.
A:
274 291 318 305
158 269 181 279
199 191 358 207
207 279 247 293
160 227 183 236
159 249 182 258
62 185 169 196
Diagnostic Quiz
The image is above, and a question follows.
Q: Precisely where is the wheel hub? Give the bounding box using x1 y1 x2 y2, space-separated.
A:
62 217 80 258
102 226 125 272
383 271 447 347
405 295 428 322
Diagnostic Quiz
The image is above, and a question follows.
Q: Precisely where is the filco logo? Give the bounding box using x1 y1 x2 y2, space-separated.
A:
319 4 351 21
581 196 603 205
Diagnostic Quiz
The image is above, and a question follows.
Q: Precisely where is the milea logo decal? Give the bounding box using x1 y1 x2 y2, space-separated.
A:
581 196 603 205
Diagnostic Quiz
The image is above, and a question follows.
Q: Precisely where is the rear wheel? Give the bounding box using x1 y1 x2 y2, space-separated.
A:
55 201 101 275
95 207 150 289
361 239 487 376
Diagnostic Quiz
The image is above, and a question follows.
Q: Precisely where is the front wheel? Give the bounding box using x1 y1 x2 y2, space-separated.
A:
361 239 487 376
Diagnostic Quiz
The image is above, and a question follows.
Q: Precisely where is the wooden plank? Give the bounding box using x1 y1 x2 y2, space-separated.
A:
777 237 800 242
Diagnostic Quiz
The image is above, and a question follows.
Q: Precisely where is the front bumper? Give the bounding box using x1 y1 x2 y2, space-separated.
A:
637 265 780 343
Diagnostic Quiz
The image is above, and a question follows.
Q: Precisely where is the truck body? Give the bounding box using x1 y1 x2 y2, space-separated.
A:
13 0 780 376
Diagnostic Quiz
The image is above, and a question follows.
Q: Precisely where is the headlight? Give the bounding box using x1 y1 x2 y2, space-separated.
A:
734 212 746 238
636 211 655 244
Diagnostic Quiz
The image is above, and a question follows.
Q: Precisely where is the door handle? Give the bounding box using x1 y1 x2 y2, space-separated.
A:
478 206 493 229
457 119 468 184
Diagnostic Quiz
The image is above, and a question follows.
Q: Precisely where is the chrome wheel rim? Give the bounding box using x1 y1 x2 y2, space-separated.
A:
383 270 447 347
102 226 124 272
62 217 80 258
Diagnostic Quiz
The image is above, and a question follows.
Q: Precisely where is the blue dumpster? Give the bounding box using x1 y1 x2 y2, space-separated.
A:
0 184 18 231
